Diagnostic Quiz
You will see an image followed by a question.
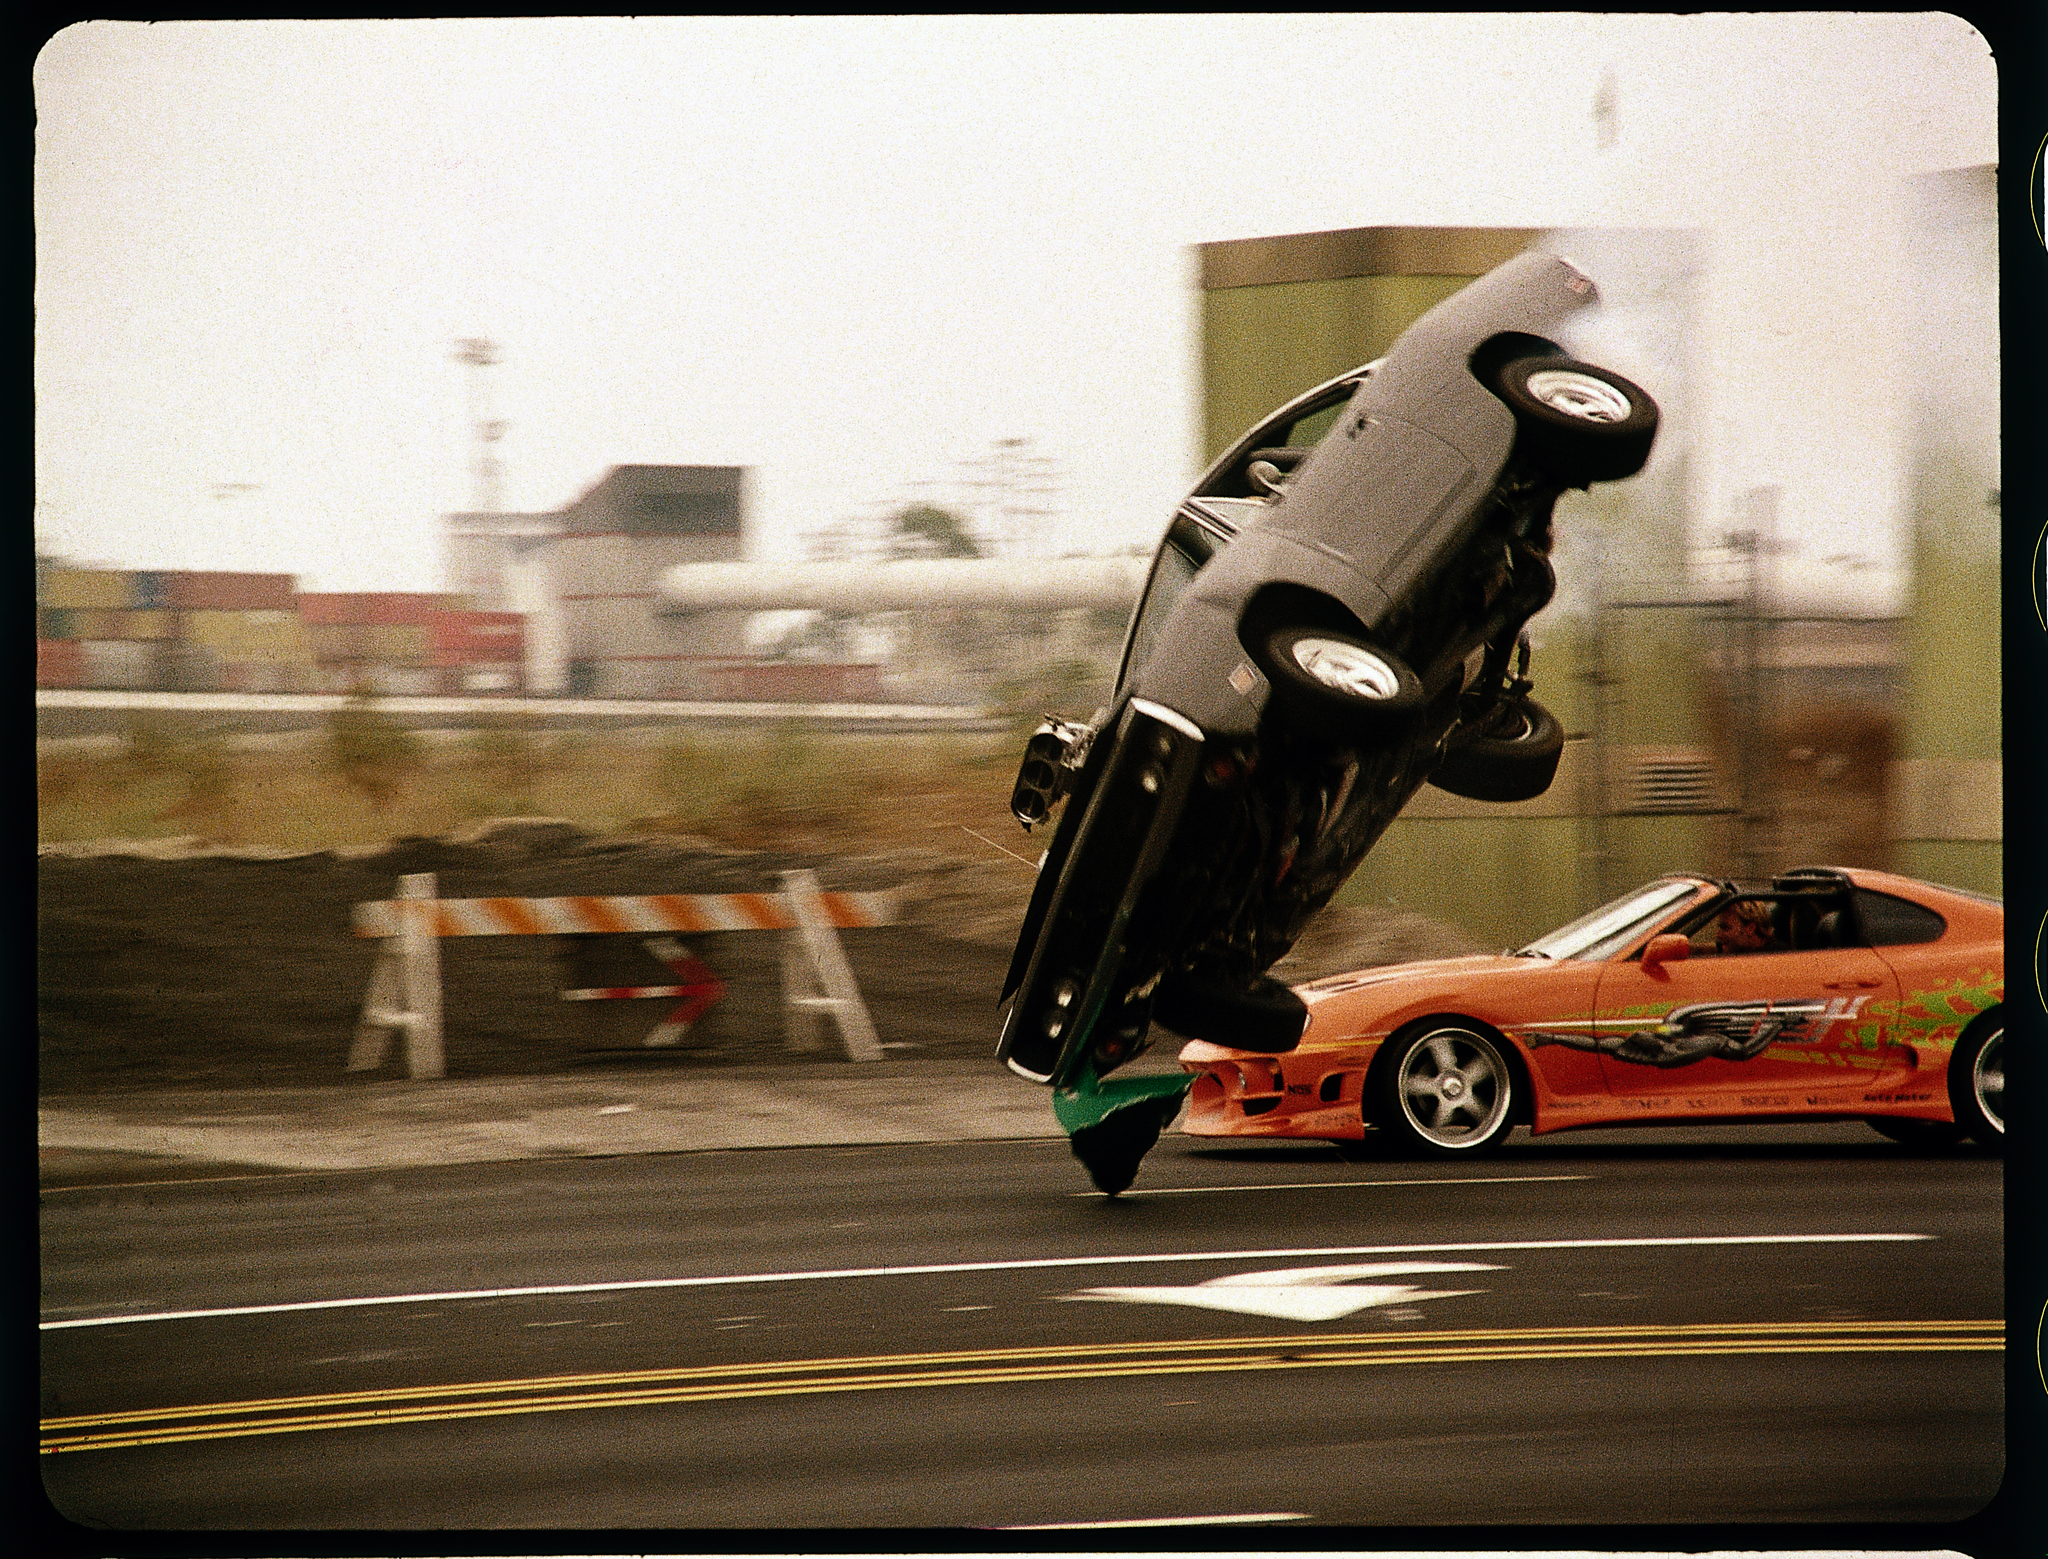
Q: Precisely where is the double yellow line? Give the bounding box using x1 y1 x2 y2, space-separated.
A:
42 1319 2001 1455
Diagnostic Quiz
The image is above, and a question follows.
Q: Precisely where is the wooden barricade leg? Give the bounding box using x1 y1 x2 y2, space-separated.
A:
347 872 446 1079
779 869 885 1062
782 929 827 1054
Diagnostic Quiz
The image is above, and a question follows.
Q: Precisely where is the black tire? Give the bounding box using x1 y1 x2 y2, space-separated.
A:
1866 1117 1965 1148
1948 1019 2004 1149
1261 626 1423 732
1153 972 1307 1052
1429 696 1565 803
1372 1022 1517 1156
1493 356 1658 484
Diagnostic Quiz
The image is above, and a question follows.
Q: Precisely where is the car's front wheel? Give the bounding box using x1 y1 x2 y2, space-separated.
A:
1493 355 1658 484
1261 626 1422 732
1948 1019 2003 1149
1373 1022 1517 1156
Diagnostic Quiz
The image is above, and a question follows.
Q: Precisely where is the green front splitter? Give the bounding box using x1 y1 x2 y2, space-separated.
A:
1052 1061 1195 1196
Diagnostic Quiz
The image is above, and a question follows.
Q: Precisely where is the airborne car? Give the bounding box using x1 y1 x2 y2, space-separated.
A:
997 250 1660 1191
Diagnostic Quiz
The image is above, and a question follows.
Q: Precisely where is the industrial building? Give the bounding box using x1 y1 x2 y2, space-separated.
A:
446 463 749 698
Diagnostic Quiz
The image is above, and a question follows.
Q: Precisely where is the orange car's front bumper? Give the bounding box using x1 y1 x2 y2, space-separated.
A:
1180 1046 1378 1142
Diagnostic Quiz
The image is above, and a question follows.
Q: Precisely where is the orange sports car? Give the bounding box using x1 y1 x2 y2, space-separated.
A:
1179 865 2003 1156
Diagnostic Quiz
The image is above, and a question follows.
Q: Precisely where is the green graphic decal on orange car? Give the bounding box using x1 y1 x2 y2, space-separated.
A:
1893 968 2003 1053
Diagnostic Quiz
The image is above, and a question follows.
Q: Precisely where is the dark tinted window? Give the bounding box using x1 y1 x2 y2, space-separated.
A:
1117 537 1203 688
1854 890 1946 945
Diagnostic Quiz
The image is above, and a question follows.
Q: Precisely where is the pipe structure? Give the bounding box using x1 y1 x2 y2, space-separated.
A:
655 556 1150 616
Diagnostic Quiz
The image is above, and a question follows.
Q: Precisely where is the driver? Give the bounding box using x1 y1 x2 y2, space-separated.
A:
1713 899 1777 955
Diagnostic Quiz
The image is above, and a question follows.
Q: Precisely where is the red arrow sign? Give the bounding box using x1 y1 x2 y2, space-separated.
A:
561 936 726 1047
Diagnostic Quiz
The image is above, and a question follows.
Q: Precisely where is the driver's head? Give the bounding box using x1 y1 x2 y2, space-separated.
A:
1716 899 1773 951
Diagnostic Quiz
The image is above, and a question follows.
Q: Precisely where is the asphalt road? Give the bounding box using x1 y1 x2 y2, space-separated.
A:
41 1129 2003 1534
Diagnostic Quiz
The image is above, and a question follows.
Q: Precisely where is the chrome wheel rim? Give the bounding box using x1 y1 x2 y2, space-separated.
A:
1523 369 1632 423
1972 1028 2003 1133
1290 638 1401 700
1397 1028 1509 1148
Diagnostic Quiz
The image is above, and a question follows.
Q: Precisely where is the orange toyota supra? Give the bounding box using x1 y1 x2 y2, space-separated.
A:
1179 865 2003 1156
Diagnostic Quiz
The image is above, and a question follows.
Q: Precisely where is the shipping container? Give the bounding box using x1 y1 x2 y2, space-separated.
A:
297 590 474 625
39 608 75 641
368 593 453 627
153 642 216 693
431 610 526 664
106 609 173 640
79 639 158 690
36 639 82 688
367 623 434 663
167 571 297 611
308 622 370 660
184 609 314 663
130 570 170 608
41 569 137 611
296 593 364 626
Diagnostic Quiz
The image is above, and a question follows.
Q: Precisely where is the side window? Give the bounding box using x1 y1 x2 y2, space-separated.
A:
1854 890 1946 946
1116 535 1203 688
1278 400 1348 450
1680 897 1789 957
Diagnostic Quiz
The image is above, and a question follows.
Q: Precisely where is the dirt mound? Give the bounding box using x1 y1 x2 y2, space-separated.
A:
37 822 1477 1095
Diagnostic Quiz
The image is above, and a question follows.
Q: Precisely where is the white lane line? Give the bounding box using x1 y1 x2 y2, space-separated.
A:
1071 1174 1591 1197
39 1232 1931 1331
997 1511 1310 1528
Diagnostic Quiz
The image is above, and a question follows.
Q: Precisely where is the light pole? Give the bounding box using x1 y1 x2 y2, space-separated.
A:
452 337 504 517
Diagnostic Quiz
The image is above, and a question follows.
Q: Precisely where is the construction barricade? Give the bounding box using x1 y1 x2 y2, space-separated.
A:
348 869 896 1078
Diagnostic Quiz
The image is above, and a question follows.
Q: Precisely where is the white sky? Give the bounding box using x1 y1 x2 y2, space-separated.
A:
33 14 1996 606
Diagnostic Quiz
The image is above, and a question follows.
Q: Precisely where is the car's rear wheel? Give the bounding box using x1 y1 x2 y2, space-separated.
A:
1866 1116 1965 1148
1373 1022 1517 1155
1429 696 1565 802
1261 626 1422 731
1493 356 1658 484
1948 1019 2003 1149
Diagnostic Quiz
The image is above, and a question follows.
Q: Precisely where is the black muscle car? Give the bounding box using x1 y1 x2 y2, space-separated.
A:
997 249 1659 1192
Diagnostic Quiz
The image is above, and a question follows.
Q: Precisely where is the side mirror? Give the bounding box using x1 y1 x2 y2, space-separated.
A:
1641 933 1691 972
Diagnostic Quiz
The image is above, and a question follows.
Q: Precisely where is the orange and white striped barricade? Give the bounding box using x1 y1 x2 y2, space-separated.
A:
349 870 898 1076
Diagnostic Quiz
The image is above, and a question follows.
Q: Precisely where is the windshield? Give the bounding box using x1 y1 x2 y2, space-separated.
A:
1517 878 1709 961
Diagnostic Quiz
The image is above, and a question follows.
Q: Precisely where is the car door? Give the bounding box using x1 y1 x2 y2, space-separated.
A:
1589 896 1904 1116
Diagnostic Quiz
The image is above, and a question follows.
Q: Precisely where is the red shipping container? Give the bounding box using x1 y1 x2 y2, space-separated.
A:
295 592 366 625
36 639 81 688
358 593 451 626
431 610 526 665
167 571 297 611
296 591 454 626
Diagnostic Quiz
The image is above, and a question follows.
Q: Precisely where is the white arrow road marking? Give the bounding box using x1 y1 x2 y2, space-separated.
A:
1064 1260 1501 1322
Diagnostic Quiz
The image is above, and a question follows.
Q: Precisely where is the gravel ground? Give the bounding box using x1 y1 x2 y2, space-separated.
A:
37 818 1480 1095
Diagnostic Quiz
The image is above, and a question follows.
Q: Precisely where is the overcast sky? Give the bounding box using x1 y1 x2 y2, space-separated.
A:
33 14 1996 607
